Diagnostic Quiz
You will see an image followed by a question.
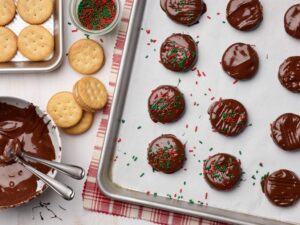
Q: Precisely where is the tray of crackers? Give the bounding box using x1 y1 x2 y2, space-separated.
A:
0 0 63 73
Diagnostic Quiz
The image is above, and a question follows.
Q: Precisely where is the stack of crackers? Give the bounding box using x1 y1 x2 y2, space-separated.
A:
0 0 54 62
47 77 108 135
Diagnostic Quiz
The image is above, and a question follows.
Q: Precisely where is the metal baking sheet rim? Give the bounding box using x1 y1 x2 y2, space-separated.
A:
0 0 63 74
97 1 292 225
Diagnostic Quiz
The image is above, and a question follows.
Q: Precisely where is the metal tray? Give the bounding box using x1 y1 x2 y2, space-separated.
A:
97 1 297 224
0 0 63 74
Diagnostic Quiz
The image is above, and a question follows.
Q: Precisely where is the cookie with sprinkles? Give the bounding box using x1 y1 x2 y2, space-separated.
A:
271 113 300 151
208 99 248 136
148 85 185 124
147 134 186 174
278 56 300 93
261 169 300 207
203 153 242 190
160 33 198 72
164 0 207 26
226 0 263 31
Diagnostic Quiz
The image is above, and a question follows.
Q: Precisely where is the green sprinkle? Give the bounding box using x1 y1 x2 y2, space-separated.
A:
239 150 242 155
199 140 203 144
68 22 72 25
137 126 142 129
209 147 214 152
153 192 157 197
140 173 145 177
121 119 125 124
188 199 194 204
145 55 149 59
252 175 256 180
183 181 186 185
126 163 130 166
167 194 172 199
84 34 90 39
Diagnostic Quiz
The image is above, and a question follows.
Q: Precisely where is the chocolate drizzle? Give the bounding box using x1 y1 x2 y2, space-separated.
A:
262 170 300 207
226 0 263 31
208 99 248 136
278 56 300 93
203 153 242 190
162 0 206 26
160 33 198 72
147 134 185 174
271 113 300 151
222 43 259 80
148 85 185 124
284 4 300 39
0 103 55 208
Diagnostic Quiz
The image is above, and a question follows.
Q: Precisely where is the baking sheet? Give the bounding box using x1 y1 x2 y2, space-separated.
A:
110 0 300 224
0 0 63 73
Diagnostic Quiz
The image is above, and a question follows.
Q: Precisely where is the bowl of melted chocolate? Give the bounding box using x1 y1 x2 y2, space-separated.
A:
0 97 61 208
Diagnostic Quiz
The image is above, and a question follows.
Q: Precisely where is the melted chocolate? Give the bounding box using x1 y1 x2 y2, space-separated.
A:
208 99 248 136
147 134 185 174
278 56 300 93
148 85 185 124
222 43 259 80
262 170 300 207
285 4 300 39
271 113 300 151
0 103 55 207
226 0 263 31
163 0 206 26
160 33 198 72
203 153 241 190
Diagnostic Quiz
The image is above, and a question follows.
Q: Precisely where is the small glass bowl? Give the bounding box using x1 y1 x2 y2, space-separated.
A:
69 0 121 36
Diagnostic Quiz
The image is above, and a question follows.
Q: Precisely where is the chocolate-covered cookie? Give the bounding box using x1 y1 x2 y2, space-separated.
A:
147 134 186 174
203 153 242 190
271 113 300 151
160 0 166 11
208 99 248 136
285 4 300 39
163 0 206 26
278 56 300 93
160 33 198 72
222 43 259 80
261 170 300 207
226 0 263 31
148 85 185 124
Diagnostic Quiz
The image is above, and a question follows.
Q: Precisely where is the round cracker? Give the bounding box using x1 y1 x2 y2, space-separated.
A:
0 27 17 62
0 0 16 26
64 111 94 135
17 0 53 25
47 92 83 128
18 25 54 61
73 83 95 113
75 77 108 111
68 39 105 75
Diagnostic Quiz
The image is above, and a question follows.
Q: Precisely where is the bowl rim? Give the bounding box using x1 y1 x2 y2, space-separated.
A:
69 0 121 36
0 96 62 209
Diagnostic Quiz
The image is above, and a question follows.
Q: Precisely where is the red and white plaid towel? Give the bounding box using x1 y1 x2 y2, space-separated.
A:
82 1 227 224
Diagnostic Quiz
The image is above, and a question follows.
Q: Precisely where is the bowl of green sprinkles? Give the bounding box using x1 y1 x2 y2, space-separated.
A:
69 0 121 35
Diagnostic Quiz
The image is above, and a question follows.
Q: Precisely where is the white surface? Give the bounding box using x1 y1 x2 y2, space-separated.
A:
0 0 152 224
112 0 300 224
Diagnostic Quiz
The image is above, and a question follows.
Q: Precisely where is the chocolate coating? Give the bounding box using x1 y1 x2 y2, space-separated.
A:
160 33 198 72
148 85 185 124
261 170 300 207
203 153 242 190
271 113 300 151
0 103 55 207
226 0 263 31
208 99 248 136
147 134 185 174
164 0 206 26
160 0 166 11
222 43 259 80
278 56 300 93
285 4 300 39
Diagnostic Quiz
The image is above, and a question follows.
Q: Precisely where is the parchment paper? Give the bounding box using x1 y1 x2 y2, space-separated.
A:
111 1 300 224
